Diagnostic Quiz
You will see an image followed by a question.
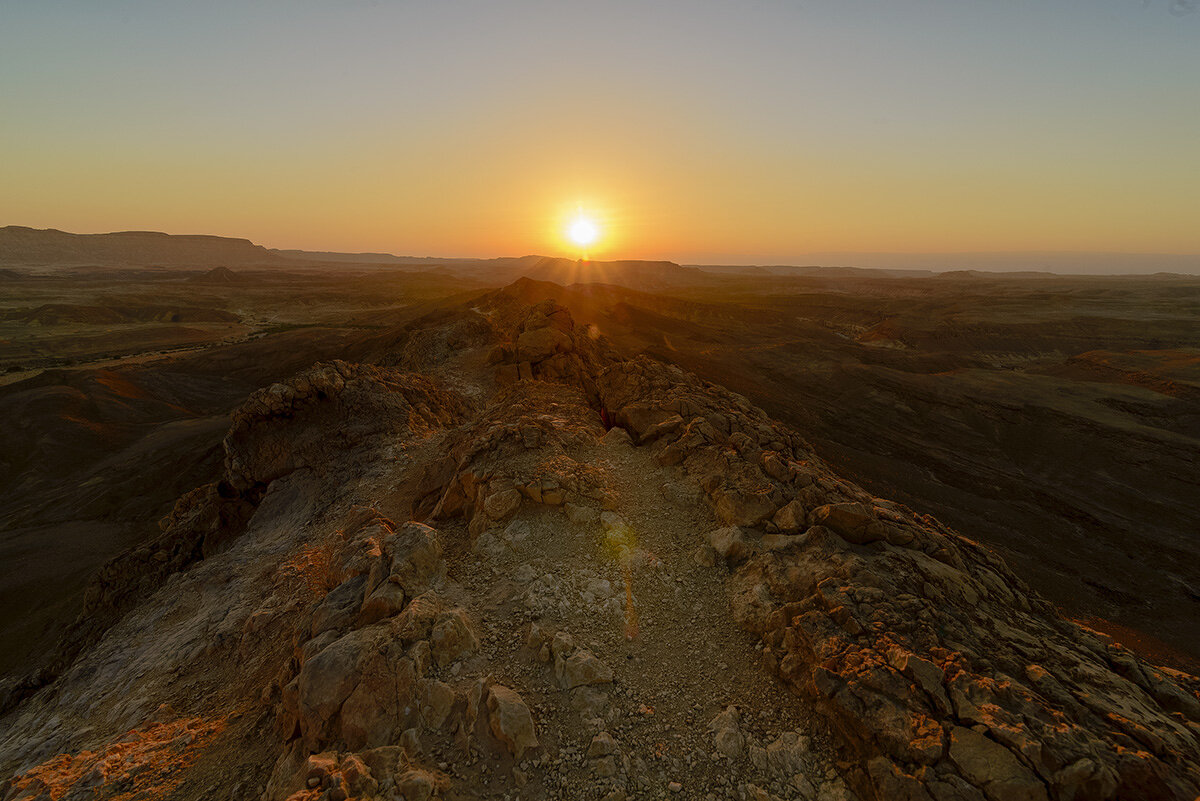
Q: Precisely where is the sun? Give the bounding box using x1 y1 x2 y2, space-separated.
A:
568 217 599 247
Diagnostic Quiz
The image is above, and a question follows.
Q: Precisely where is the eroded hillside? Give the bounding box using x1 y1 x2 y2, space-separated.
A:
488 276 1200 668
1 287 1198 801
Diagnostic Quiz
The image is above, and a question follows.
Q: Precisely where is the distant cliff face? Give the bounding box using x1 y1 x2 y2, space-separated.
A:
0 226 288 267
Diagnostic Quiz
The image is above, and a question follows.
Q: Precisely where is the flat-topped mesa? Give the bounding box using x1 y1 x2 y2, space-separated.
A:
593 354 1200 801
0 225 287 267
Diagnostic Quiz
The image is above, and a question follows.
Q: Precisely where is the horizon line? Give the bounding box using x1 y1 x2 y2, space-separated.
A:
5 224 1200 274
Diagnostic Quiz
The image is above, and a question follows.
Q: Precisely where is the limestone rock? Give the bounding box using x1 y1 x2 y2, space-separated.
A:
487 684 539 758
812 503 884 544
224 361 470 491
517 326 571 362
948 727 1048 801
396 769 446 801
387 522 445 596
713 485 780 527
339 651 418 750
297 630 368 749
709 526 751 565
765 731 808 779
555 646 614 690
708 706 745 758
419 679 456 731
430 609 478 667
482 487 522 520
357 580 405 627
311 575 367 638
638 413 684 444
772 499 807 533
587 731 620 758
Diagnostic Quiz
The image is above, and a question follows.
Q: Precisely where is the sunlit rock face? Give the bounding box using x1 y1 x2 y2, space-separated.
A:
1 283 1197 801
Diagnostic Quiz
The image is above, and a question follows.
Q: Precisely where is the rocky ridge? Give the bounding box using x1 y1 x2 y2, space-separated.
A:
0 226 287 268
0 287 1197 801
589 358 1200 801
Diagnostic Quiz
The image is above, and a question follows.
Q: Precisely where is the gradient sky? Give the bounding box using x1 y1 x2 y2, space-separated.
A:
2 0 1198 266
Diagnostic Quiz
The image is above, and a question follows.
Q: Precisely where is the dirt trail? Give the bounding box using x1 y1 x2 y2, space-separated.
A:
427 426 840 800
4 292 1197 801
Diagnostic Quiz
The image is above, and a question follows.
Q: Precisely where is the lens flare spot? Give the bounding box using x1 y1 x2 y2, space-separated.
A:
602 523 640 640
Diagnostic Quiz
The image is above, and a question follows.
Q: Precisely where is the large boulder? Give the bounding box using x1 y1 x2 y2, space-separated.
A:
948 727 1048 801
486 685 539 758
713 485 780 527
772 499 807 533
812 503 884 544
386 523 445 596
517 327 571 363
297 628 370 749
709 706 745 758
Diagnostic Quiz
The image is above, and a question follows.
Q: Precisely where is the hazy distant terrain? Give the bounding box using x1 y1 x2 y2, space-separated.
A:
0 226 288 267
3 228 1199 682
690 251 1200 275
266 242 1200 277
2 232 1199 800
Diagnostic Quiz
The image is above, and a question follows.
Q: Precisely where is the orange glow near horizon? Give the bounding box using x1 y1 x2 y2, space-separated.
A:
3 4 1198 266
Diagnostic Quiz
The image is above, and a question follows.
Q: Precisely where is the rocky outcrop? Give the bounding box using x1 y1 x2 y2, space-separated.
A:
224 360 471 491
595 356 840 532
1 362 472 718
484 297 614 399
261 511 496 799
392 314 498 372
414 379 609 539
269 515 477 753
596 355 1200 801
3 291 1197 801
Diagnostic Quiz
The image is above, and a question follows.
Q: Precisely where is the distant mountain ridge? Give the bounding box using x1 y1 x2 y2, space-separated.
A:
0 230 704 290
274 248 708 289
7 227 1200 275
0 226 286 267
693 264 938 279
691 251 1200 275
271 249 441 264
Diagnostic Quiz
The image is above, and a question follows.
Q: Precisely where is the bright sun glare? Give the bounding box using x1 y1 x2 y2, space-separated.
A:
568 217 599 247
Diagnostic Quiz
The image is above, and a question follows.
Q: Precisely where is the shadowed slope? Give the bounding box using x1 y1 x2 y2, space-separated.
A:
1 284 1196 801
